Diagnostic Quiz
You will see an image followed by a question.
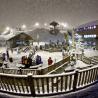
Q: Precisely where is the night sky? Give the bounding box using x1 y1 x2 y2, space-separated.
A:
0 0 98 28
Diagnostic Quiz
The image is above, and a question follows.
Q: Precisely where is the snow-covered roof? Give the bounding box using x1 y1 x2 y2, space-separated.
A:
77 20 98 28
0 30 31 40
28 28 65 42
0 28 65 42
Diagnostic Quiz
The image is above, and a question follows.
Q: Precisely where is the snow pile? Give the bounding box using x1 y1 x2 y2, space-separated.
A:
75 60 90 68
84 49 98 57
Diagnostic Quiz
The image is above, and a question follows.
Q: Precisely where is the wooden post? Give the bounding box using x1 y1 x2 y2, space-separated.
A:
19 68 22 75
73 70 78 91
90 59 91 64
2 67 4 73
27 73 35 96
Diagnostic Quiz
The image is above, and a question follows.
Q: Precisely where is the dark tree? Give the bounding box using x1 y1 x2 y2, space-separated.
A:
50 21 59 29
49 21 59 35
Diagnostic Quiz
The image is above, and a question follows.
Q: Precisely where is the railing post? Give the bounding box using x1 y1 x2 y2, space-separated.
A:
73 70 78 91
27 73 36 96
90 59 91 64
2 67 4 73
19 68 22 75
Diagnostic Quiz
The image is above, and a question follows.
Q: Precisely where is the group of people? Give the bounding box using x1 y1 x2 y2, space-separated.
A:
21 54 54 68
35 55 53 66
21 56 32 68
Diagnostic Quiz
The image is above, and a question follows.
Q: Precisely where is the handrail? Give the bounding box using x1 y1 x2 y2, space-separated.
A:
0 65 98 96
39 56 70 74
46 61 69 74
0 54 97 96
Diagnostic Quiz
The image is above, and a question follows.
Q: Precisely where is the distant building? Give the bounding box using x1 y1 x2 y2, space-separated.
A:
8 32 33 48
0 28 65 47
28 28 65 43
0 32 33 48
75 20 98 39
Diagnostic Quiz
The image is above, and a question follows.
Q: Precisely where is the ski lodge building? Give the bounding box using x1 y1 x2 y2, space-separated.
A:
0 32 33 48
75 20 98 39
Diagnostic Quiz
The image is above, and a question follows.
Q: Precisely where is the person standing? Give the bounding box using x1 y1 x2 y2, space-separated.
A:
27 57 32 68
35 55 43 65
6 49 9 60
48 57 53 65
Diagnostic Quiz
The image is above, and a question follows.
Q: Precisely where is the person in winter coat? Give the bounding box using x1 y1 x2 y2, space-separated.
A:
36 55 43 65
27 57 32 68
48 57 53 65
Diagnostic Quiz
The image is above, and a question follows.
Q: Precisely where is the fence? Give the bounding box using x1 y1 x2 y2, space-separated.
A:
0 54 98 96
0 64 98 96
39 56 70 74
77 54 98 65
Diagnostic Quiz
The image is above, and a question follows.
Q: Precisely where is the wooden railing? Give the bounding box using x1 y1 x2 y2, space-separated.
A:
0 65 98 96
0 74 31 95
0 54 98 96
77 54 98 65
39 56 70 74
0 56 70 75
76 66 98 89
0 68 38 75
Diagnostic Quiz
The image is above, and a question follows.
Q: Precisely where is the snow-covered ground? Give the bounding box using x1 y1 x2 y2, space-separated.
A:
65 60 92 72
84 48 98 57
33 51 62 68
0 47 63 69
0 47 98 71
69 48 98 57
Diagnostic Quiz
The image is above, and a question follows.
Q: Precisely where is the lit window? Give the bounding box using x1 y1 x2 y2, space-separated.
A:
85 35 87 38
90 26 92 29
92 35 94 38
89 35 91 38
94 25 96 29
94 35 96 38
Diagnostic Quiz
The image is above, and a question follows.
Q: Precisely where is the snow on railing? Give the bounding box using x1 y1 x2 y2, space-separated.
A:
0 65 98 96
0 54 98 96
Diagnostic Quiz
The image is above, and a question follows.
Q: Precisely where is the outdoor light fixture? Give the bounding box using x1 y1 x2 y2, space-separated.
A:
60 22 68 28
94 25 96 29
44 23 47 26
34 22 40 27
21 24 26 29
5 26 10 31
